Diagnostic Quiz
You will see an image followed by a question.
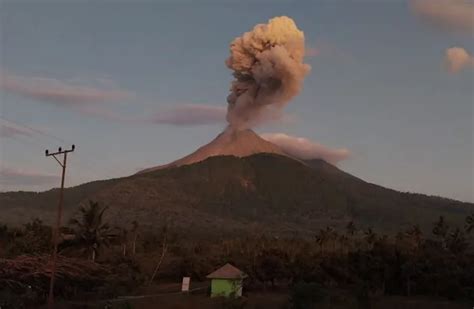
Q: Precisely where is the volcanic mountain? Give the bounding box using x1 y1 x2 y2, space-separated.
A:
0 130 472 237
139 128 288 173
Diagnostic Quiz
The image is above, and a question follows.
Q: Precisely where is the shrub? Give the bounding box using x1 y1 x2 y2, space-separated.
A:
289 281 327 309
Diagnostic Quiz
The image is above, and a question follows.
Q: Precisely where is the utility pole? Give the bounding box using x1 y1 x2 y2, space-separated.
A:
45 145 75 309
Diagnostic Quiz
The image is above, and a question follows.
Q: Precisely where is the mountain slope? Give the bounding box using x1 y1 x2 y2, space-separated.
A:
0 177 123 226
138 128 287 173
1 154 471 237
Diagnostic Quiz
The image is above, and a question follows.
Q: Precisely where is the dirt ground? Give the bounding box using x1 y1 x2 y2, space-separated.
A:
49 282 472 309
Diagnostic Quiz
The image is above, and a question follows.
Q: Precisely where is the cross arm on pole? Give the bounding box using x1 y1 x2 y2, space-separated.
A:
45 144 75 157
50 154 63 167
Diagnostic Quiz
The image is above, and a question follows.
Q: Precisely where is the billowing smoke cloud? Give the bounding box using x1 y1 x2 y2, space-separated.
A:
261 133 350 165
411 0 474 34
226 16 311 129
0 73 130 104
149 104 227 126
445 47 474 73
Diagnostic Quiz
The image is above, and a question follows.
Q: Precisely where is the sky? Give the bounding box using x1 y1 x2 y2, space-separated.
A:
0 0 473 202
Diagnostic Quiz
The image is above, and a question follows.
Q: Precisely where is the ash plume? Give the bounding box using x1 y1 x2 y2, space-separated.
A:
225 16 311 130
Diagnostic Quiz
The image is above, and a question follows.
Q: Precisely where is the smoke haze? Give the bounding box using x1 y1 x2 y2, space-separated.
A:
261 133 350 165
149 104 227 126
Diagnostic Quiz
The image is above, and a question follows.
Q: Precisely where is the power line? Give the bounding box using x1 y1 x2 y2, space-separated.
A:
1 117 134 180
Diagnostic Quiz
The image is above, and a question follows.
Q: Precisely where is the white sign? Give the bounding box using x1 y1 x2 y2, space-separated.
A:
182 277 190 292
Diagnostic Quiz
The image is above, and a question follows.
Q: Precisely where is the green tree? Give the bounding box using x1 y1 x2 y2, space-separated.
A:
364 228 377 250
433 216 449 239
7 218 51 256
432 216 451 250
315 228 330 255
465 213 474 234
346 221 357 236
405 224 423 253
255 249 288 288
446 227 469 255
289 281 327 309
69 200 114 261
131 220 139 255
118 227 128 256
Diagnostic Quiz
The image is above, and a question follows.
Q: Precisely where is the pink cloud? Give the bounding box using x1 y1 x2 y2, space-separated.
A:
260 133 350 165
305 41 352 60
0 72 131 104
76 105 139 122
411 0 474 34
305 47 320 57
445 47 474 73
0 167 59 186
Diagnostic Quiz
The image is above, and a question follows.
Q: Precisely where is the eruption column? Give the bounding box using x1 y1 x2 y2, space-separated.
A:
225 16 311 130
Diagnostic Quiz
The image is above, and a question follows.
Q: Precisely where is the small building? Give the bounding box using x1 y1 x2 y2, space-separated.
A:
206 263 247 298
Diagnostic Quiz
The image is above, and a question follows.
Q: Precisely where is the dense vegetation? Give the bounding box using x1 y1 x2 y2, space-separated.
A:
1 155 472 307
0 202 473 308
1 154 471 236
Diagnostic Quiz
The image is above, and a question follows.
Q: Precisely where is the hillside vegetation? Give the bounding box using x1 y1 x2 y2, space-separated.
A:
1 154 471 236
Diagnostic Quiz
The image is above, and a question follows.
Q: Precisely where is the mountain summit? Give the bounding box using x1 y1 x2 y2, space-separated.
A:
139 128 287 173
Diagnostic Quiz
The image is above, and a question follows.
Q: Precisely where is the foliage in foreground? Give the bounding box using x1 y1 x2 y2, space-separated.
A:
0 204 473 308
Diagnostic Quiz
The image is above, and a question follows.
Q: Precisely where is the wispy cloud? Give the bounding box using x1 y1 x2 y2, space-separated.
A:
305 41 352 61
76 105 139 122
0 122 35 138
0 167 59 187
0 72 131 105
261 133 350 165
147 104 227 126
411 0 474 34
305 47 320 57
445 47 474 73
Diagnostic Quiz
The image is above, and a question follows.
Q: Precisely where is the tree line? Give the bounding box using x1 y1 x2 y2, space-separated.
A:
0 201 473 308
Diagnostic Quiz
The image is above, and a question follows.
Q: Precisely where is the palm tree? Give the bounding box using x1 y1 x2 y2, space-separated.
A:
346 221 357 236
446 228 469 254
339 234 349 255
401 260 418 297
345 221 357 252
433 216 449 238
465 213 474 234
329 227 339 253
405 225 423 253
149 223 170 284
315 229 329 255
364 228 376 250
69 200 114 261
118 227 128 256
432 216 449 249
131 220 139 255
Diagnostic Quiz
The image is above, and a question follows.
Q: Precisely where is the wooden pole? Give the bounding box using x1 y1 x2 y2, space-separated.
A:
46 145 75 309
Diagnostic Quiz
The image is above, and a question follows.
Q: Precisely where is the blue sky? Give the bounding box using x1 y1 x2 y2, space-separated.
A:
0 0 473 202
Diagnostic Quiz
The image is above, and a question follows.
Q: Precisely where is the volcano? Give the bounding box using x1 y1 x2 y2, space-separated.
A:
139 128 288 173
1 130 472 236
